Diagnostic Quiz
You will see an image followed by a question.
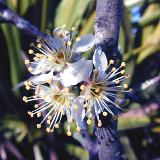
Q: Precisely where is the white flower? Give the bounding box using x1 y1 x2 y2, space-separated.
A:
60 59 93 87
23 83 84 135
25 27 94 85
80 47 131 127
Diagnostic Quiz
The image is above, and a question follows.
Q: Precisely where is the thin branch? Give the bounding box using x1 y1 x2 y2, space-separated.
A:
0 2 46 38
94 0 125 160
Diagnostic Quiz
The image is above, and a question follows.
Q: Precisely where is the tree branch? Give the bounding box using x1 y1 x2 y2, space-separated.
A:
94 0 125 160
95 0 123 58
0 2 46 38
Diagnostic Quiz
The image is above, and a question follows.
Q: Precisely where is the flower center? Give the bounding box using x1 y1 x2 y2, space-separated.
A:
90 83 103 97
52 93 70 106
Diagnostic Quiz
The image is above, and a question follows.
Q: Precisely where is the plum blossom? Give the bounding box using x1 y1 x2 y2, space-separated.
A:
23 82 85 136
25 27 94 86
80 47 131 127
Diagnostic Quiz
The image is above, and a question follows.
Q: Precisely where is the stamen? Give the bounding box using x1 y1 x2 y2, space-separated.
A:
87 118 92 125
102 111 108 116
25 60 30 64
109 60 115 64
98 120 102 127
80 85 86 90
36 124 41 128
123 84 128 89
28 67 33 72
28 49 34 54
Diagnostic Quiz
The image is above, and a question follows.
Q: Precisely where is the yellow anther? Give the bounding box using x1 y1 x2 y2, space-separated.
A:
28 67 33 72
71 27 76 31
24 81 28 86
87 119 92 125
80 85 86 90
28 111 34 117
50 129 54 133
25 60 30 64
76 37 80 42
48 115 52 120
73 104 79 111
34 104 38 108
22 96 28 102
46 127 51 133
121 62 126 67
115 80 120 84
37 43 42 48
35 53 41 57
47 120 50 124
37 112 41 117
33 57 39 61
76 126 81 132
98 120 102 127
25 85 31 90
28 81 32 86
28 49 33 54
36 124 41 128
67 41 72 46
109 60 115 64
67 131 72 136
121 70 125 75
112 67 116 72
123 84 128 89
103 111 108 117
55 124 59 128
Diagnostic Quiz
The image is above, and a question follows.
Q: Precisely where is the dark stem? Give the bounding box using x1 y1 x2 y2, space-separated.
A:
0 2 46 38
94 0 125 160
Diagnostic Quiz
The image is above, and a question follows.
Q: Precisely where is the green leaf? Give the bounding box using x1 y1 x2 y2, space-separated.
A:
79 11 95 35
66 144 89 160
54 0 91 29
2 116 28 142
1 25 24 92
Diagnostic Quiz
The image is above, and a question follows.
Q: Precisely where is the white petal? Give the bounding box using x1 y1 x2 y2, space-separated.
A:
38 86 52 102
71 97 85 128
93 47 108 72
31 70 59 84
73 34 95 52
30 59 52 75
60 59 93 87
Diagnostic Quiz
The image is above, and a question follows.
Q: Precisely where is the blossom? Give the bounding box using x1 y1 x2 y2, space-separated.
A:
23 82 85 136
25 26 94 86
80 47 131 127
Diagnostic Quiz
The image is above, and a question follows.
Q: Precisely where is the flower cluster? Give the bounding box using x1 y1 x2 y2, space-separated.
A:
23 26 131 136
